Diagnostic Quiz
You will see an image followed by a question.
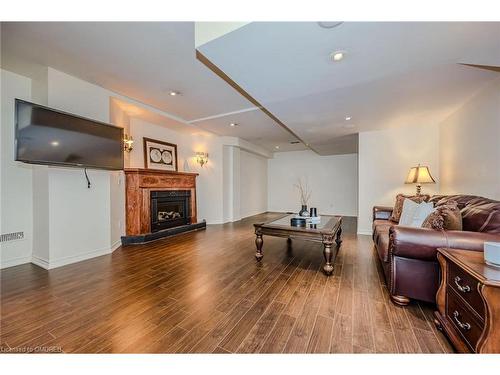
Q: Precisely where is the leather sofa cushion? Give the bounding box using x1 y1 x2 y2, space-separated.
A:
372 219 394 233
377 231 390 263
389 226 499 261
430 194 500 234
372 220 394 242
429 195 482 209
372 220 393 263
462 203 500 234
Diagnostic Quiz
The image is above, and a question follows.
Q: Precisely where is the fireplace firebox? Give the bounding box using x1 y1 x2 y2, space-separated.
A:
150 190 191 232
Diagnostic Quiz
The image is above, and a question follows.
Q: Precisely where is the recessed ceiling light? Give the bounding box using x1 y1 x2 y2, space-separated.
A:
345 116 351 121
317 22 343 29
275 146 280 149
330 51 346 62
229 122 238 127
51 141 59 146
168 91 181 96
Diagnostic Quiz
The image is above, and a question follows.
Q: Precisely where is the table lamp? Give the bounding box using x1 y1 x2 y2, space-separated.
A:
405 164 436 196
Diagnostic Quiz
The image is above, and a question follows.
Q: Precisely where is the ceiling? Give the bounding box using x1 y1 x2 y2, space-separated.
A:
0 22 304 153
2 22 499 155
198 22 500 154
191 108 306 152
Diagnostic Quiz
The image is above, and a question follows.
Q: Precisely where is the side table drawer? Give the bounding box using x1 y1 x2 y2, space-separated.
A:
446 289 484 351
447 261 485 319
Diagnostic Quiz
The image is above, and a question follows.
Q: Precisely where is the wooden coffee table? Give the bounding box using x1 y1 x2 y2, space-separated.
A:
253 214 342 275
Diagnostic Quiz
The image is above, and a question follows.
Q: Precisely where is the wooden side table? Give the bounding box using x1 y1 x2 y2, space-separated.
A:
434 248 500 353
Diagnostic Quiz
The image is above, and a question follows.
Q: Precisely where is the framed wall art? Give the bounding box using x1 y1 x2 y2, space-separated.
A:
143 137 178 172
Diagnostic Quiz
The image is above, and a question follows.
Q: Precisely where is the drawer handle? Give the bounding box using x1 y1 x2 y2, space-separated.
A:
453 311 471 331
454 276 471 293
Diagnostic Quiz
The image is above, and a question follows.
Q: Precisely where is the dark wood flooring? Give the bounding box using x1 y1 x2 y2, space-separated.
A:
0 213 454 353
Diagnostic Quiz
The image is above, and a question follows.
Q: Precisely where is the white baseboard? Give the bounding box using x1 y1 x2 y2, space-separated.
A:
110 239 122 252
208 220 225 225
357 230 372 236
0 255 32 269
240 211 266 220
48 248 111 269
2 240 122 271
221 211 268 224
31 255 50 269
31 241 121 270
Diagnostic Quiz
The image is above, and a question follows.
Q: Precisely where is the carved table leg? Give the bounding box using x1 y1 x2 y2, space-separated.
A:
286 237 293 254
322 234 335 275
255 229 264 261
433 315 443 332
335 226 342 247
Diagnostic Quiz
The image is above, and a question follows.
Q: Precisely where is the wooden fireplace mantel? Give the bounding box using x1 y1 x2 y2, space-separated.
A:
124 168 199 236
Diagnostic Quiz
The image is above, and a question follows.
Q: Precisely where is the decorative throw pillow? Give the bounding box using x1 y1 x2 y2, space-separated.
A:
422 200 463 230
390 194 431 223
399 199 435 227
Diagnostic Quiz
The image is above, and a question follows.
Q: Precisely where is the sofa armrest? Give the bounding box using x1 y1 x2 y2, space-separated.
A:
389 226 500 261
373 206 394 221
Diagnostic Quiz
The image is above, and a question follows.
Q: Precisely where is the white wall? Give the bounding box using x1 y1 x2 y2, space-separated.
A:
439 79 500 200
47 68 125 250
47 69 111 122
222 145 232 222
240 150 268 218
47 168 114 267
0 70 33 268
232 148 241 221
32 69 124 268
1 68 126 269
357 124 440 234
129 118 224 224
32 166 50 265
222 145 241 222
268 151 358 217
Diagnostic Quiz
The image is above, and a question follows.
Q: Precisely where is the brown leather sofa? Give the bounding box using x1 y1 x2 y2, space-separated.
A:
373 195 500 306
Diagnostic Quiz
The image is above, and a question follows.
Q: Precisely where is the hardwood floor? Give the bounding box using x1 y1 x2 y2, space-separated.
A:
0 213 454 353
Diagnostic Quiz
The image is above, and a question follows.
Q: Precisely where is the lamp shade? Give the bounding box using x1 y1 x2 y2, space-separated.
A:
405 165 436 184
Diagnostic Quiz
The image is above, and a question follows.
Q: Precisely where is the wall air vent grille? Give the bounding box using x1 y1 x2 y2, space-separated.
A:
290 141 301 144
0 232 24 243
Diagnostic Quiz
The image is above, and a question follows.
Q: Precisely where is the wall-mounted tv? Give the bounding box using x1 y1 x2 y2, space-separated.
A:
15 99 124 170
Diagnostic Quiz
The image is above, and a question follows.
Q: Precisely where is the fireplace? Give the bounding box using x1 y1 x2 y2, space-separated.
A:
122 169 205 245
150 190 191 232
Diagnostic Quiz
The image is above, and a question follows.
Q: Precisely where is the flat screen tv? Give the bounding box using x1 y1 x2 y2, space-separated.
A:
15 99 124 170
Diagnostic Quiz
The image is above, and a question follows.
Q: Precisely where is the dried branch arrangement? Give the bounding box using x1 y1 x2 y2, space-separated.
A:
294 177 311 206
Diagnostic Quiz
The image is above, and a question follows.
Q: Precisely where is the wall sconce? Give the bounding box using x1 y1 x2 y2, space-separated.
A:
123 134 134 152
196 152 209 167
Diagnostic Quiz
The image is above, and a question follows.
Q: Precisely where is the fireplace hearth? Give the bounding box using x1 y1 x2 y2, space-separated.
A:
151 190 190 232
